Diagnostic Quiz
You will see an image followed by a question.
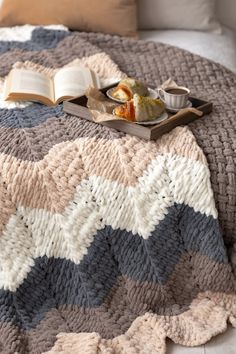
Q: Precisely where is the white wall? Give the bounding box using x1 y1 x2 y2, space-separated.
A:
217 0 236 31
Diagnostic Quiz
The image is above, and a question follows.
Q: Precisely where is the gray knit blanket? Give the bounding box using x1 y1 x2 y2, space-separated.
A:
0 25 235 354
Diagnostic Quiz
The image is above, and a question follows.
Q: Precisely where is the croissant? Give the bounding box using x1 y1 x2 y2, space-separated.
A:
112 78 149 102
114 94 165 122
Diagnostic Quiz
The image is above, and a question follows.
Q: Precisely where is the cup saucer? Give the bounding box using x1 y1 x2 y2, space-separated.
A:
165 100 192 113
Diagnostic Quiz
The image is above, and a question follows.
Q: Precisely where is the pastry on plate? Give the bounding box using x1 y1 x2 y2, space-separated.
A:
112 78 149 102
114 94 165 122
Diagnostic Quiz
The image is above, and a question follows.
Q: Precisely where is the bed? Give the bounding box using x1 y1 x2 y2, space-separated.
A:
140 26 236 74
0 23 235 354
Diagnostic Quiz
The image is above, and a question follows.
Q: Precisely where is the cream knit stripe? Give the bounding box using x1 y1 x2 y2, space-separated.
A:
0 155 217 291
0 173 16 233
0 25 68 42
43 294 236 354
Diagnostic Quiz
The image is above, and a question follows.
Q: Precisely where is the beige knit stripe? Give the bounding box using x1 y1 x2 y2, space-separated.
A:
0 133 212 235
155 126 207 164
0 127 207 188
0 137 158 214
0 132 205 199
10 53 125 81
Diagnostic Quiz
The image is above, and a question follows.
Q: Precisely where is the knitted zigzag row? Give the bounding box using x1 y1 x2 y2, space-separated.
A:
0 132 217 291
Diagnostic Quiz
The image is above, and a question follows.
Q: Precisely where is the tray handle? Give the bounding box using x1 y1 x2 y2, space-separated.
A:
173 107 203 118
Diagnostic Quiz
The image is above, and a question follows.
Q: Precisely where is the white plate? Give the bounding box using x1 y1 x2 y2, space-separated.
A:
107 87 158 103
112 109 168 126
165 100 192 113
136 111 168 125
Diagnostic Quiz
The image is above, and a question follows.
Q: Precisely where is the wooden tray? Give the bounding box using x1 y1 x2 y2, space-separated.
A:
63 85 212 140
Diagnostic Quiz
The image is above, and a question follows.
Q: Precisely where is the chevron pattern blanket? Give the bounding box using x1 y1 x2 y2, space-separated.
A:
0 25 235 354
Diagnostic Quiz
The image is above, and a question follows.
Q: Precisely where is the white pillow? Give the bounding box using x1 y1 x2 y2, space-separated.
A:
138 0 222 33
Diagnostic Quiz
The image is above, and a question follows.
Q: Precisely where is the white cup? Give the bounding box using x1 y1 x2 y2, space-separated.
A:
158 86 190 110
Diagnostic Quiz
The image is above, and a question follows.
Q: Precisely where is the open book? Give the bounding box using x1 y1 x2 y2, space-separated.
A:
3 66 100 106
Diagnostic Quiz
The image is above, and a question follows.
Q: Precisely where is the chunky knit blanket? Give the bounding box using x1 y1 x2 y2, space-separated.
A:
0 25 236 354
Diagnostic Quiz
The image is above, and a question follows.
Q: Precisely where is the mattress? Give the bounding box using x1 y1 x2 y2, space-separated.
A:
139 26 236 73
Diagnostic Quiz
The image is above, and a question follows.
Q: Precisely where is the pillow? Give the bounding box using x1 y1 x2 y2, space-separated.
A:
217 0 236 31
138 0 221 33
0 0 137 37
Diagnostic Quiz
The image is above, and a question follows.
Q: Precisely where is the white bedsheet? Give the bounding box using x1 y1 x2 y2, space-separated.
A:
139 26 236 73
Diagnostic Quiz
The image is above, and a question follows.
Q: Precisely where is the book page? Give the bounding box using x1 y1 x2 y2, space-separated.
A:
54 66 100 102
6 69 54 101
